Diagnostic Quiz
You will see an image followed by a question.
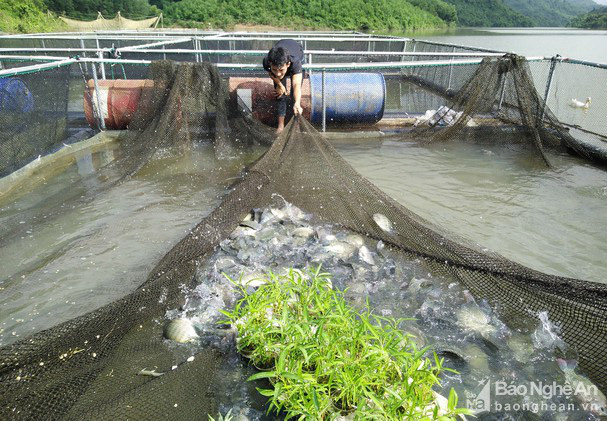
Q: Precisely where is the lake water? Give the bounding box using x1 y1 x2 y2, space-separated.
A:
2 125 605 347
0 140 265 345
410 28 607 64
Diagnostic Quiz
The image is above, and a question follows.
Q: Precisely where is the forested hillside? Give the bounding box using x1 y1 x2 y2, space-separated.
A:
2 0 603 34
569 6 607 28
160 0 453 31
503 0 596 26
442 0 534 27
0 0 64 33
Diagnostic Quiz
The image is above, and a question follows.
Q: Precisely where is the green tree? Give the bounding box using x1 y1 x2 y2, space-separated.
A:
443 0 534 26
569 6 607 28
0 0 65 33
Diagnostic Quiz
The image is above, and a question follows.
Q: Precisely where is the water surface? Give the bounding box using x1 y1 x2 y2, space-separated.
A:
334 137 607 283
413 28 607 64
0 138 264 345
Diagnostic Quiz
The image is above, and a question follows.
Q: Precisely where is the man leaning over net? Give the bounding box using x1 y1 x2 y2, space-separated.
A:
262 39 304 133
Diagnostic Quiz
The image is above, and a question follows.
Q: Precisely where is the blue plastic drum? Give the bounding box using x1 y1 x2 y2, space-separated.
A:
309 73 385 125
0 77 34 113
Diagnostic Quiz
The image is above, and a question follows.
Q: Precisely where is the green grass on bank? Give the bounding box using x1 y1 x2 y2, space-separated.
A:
0 0 65 33
221 267 471 420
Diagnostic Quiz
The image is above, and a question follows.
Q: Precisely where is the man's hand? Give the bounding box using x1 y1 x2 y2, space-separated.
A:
274 83 287 98
293 102 303 115
269 71 286 98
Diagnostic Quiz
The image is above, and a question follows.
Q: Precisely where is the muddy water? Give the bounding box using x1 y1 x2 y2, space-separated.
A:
0 137 265 345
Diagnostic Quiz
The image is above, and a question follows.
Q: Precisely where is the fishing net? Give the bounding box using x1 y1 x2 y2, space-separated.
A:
1 57 606 420
59 12 160 31
0 66 70 178
0 61 272 249
406 54 598 167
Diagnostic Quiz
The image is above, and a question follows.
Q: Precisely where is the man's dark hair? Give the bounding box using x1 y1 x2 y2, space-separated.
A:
267 46 289 67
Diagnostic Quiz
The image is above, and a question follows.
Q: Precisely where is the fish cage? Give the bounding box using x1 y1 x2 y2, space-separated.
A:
1 30 606 177
1 30 607 421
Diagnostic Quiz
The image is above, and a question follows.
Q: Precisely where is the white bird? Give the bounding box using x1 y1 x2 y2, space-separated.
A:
569 97 591 112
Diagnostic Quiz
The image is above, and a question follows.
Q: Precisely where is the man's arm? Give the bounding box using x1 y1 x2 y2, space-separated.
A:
291 72 303 115
268 72 286 97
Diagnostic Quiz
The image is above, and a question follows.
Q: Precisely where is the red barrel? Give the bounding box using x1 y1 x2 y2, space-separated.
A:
84 79 154 130
85 77 312 130
228 77 312 126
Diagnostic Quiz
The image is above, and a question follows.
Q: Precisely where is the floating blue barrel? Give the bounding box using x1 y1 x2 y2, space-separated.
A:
0 78 34 113
309 73 385 125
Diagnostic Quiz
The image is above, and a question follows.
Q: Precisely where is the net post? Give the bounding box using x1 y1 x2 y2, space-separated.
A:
401 40 407 62
195 37 201 63
193 37 199 63
91 62 106 131
540 55 560 122
95 38 106 80
79 38 90 74
447 46 455 90
322 69 326 133
497 73 507 112
308 53 312 76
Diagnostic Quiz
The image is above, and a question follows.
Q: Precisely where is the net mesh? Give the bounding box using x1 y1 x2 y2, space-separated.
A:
59 12 160 31
0 66 71 177
403 55 604 167
1 58 606 419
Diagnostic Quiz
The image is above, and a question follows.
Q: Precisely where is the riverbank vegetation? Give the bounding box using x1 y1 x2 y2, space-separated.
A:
1 0 604 34
503 0 597 26
0 0 65 33
569 6 607 28
444 0 533 27
221 267 471 420
156 0 453 32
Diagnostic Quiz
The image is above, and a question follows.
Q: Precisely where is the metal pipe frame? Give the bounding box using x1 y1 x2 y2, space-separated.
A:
116 37 192 51
0 47 505 58
0 58 77 77
0 28 604 71
322 69 326 133
0 55 549 78
540 55 561 122
90 62 106 130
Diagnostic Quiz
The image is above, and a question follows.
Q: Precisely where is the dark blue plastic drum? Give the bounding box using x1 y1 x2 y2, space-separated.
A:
309 73 385 125
0 77 34 113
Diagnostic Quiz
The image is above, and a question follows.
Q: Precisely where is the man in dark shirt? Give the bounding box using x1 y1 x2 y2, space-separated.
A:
262 39 304 133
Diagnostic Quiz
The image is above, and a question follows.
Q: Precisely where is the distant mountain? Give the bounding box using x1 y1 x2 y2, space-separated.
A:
568 0 602 9
503 0 598 26
443 0 534 27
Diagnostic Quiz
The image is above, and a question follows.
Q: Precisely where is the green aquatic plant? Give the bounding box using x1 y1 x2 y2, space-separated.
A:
221 266 471 420
208 409 234 421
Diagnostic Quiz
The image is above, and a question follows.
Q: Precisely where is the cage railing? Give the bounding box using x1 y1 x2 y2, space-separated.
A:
1 50 604 137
